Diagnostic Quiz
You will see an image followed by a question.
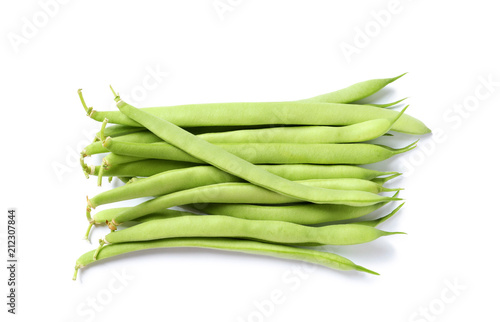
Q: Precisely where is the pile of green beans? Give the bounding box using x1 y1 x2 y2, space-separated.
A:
74 74 429 280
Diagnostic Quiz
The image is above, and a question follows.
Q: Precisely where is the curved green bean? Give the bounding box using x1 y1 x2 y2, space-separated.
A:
198 123 385 144
73 237 377 280
301 73 406 103
197 107 406 144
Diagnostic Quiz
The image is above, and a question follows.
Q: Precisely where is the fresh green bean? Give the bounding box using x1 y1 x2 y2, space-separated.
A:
80 74 418 129
74 237 377 280
83 131 162 157
92 207 192 225
92 161 399 180
91 159 196 177
354 203 405 227
88 164 398 209
99 215 404 253
196 199 392 225
103 178 399 228
93 152 144 186
102 102 428 134
84 207 193 239
88 113 403 152
100 124 148 139
110 94 404 209
79 88 428 135
102 153 144 169
96 142 411 176
197 118 403 144
89 193 399 229
301 74 406 104
86 109 405 175
102 139 418 165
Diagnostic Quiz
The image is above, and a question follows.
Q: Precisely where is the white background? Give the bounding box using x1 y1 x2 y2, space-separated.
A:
1 1 499 321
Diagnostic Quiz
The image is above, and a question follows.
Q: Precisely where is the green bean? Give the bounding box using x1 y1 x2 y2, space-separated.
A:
103 153 145 168
97 142 412 175
88 192 399 229
93 207 192 225
99 215 403 254
79 74 417 129
88 112 404 153
84 207 195 239
82 130 165 182
116 177 132 184
368 97 407 108
100 124 148 139
103 178 399 229
89 106 406 165
197 198 394 225
92 161 399 180
88 164 400 225
354 203 405 227
79 89 429 134
83 131 162 157
196 107 406 143
109 94 404 209
93 152 144 186
107 102 427 134
73 237 377 280
254 165 400 181
203 200 403 227
82 142 108 157
98 124 233 139
371 173 402 185
301 74 406 104
89 164 397 209
91 159 196 177
101 204 404 249
197 110 406 143
89 166 237 209
102 139 418 165
197 124 380 144
81 155 153 180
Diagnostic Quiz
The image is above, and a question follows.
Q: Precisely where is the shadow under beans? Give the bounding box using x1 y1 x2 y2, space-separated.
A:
322 239 399 264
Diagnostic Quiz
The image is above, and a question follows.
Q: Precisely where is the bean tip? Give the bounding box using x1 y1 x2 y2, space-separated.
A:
391 72 408 82
355 265 379 275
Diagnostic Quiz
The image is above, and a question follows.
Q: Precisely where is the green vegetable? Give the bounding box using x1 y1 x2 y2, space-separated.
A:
73 238 378 280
